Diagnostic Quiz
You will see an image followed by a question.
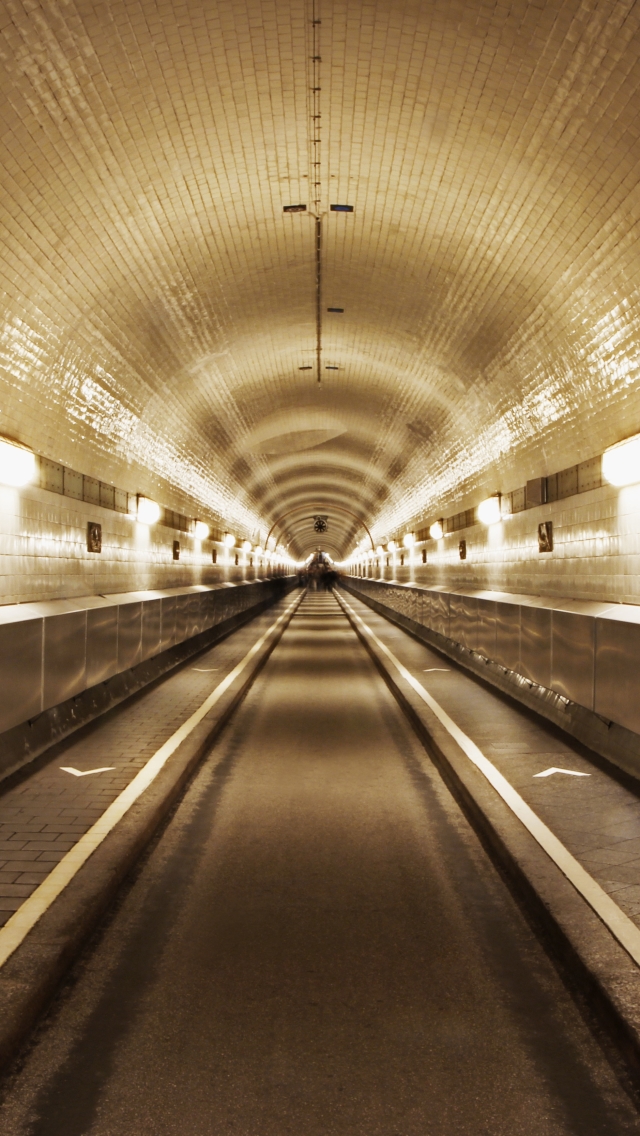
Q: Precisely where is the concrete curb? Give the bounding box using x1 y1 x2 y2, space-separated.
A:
336 589 640 1087
0 591 303 1071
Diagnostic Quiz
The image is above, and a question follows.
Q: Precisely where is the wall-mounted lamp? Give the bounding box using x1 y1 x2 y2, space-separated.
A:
0 438 36 487
477 495 502 525
137 496 161 524
603 433 640 487
242 539 252 552
403 532 415 548
388 540 398 552
193 520 209 540
224 532 236 548
429 520 444 540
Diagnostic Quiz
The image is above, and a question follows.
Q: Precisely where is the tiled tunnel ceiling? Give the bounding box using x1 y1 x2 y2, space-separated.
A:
1 0 640 557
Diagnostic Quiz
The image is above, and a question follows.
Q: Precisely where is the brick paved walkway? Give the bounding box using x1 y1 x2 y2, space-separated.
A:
0 599 293 927
344 590 640 930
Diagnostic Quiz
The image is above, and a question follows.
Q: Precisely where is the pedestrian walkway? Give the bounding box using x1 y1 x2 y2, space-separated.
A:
1 589 638 1136
340 587 640 929
0 596 296 927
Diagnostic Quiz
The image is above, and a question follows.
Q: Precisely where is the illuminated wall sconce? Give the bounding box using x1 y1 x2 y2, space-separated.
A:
173 540 180 561
388 540 397 552
242 539 252 552
0 438 36 487
430 520 444 540
224 532 236 548
403 532 415 548
477 495 502 525
137 495 161 524
194 520 209 540
87 522 102 553
602 433 640 486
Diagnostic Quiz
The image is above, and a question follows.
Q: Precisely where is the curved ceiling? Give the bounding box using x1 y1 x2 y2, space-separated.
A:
1 0 639 558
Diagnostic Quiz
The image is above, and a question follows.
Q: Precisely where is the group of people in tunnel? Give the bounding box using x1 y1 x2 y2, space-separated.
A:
298 552 339 592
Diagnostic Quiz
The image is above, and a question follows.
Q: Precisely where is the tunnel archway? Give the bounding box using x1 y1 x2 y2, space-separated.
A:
266 504 375 557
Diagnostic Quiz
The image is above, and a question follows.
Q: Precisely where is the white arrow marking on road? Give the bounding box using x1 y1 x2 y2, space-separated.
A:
60 767 116 777
533 767 591 778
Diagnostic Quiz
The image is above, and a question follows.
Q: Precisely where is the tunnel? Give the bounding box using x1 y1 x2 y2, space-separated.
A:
2 1 640 1132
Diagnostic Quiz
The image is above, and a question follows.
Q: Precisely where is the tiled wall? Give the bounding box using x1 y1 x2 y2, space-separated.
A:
0 484 262 606
362 482 640 606
6 476 640 609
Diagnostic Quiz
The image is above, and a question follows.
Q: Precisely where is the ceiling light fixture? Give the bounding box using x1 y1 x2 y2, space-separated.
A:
283 204 307 213
330 204 354 212
0 438 36 487
602 434 640 487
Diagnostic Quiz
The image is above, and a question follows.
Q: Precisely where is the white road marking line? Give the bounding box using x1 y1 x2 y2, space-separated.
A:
60 767 115 777
423 668 450 672
534 767 591 779
0 592 302 970
192 668 220 672
338 593 640 968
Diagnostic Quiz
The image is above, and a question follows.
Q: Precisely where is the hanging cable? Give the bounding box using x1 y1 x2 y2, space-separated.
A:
310 0 322 384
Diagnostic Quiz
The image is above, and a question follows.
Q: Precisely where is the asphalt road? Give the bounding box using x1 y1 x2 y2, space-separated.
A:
1 590 639 1135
